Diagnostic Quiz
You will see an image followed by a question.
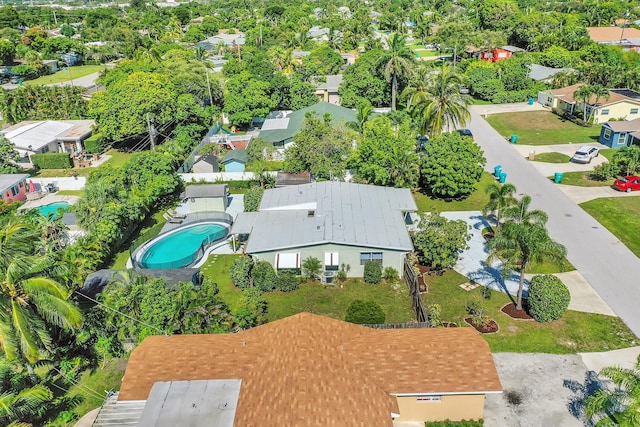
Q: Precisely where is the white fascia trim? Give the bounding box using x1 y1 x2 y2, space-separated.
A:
392 391 502 397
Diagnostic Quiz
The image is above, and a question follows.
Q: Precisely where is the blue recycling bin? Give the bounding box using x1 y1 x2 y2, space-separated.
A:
499 172 507 183
554 172 564 183
528 97 534 105
510 134 518 144
494 165 502 177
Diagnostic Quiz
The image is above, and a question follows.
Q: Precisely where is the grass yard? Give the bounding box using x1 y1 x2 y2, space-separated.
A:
599 148 617 161
530 152 570 163
34 149 133 178
581 197 640 257
525 257 575 274
485 111 601 145
548 171 614 187
56 189 85 197
200 254 414 323
70 357 127 420
413 172 494 213
26 65 106 85
106 210 167 269
423 270 637 353
413 49 439 58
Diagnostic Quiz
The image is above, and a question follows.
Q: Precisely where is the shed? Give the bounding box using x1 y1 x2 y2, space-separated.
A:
221 149 247 172
183 184 229 213
192 153 219 173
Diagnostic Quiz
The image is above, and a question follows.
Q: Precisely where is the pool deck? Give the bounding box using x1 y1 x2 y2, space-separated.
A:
162 194 244 234
18 193 81 211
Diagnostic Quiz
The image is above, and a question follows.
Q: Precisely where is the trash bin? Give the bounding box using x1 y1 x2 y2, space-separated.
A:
510 134 518 144
529 151 536 160
499 172 507 183
494 165 502 176
554 172 563 183
528 97 534 105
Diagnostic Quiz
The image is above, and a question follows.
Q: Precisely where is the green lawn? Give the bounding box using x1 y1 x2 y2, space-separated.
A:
548 171 614 187
26 65 107 85
600 148 617 161
413 49 439 58
33 149 133 178
70 357 127 420
581 197 640 257
526 257 575 274
56 189 85 197
530 152 570 163
423 270 637 353
200 254 414 323
413 172 494 213
106 210 167 269
485 111 601 145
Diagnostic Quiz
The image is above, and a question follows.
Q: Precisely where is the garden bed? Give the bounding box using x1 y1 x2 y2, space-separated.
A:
464 317 499 334
501 303 534 320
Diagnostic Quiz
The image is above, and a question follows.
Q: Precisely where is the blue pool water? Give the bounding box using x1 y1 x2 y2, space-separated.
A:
140 223 228 269
38 202 70 217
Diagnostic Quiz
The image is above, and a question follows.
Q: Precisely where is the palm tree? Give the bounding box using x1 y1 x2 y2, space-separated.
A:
573 85 595 122
588 84 610 122
482 182 517 227
0 381 52 426
0 219 82 368
410 63 471 137
502 195 548 226
269 46 295 75
380 32 414 110
353 102 373 132
301 256 322 280
585 354 640 426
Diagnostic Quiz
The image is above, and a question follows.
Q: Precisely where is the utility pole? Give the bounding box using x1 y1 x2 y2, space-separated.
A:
205 67 213 107
53 11 57 26
146 113 156 151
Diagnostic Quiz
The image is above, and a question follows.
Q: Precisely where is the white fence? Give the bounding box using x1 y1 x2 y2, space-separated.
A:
37 177 87 191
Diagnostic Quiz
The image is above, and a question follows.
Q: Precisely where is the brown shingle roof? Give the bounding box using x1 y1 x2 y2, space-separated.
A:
549 84 640 106
587 26 640 43
119 313 501 426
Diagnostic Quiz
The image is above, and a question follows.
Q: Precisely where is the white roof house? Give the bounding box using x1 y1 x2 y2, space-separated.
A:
1 120 94 157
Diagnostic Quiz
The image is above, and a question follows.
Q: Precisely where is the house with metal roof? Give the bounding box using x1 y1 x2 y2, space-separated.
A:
196 31 246 52
1 120 94 165
106 312 502 427
0 174 29 203
527 64 573 83
258 102 357 149
599 118 640 148
231 181 417 281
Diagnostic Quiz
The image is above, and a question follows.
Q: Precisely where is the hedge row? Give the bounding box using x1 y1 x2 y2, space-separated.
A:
31 152 72 169
83 133 104 153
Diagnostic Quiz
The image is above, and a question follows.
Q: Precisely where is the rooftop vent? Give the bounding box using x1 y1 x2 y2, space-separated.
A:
308 210 315 217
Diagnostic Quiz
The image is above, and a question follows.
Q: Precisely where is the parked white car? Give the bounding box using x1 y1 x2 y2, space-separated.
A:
571 146 600 164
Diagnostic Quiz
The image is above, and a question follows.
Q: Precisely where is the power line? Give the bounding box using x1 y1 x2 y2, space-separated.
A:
51 367 107 401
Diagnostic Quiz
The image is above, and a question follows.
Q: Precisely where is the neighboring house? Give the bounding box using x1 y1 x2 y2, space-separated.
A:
587 26 640 51
205 55 227 72
1 120 94 165
340 52 357 66
478 48 512 62
314 75 343 104
306 26 330 41
111 313 502 426
182 184 229 213
221 148 247 172
231 182 417 281
538 84 640 124
42 59 59 73
258 102 357 150
501 45 525 54
0 174 29 203
191 153 219 173
527 64 573 83
599 118 640 148
196 31 246 52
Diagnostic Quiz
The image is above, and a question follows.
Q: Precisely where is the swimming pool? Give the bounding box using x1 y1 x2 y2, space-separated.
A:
139 223 228 269
38 202 70 217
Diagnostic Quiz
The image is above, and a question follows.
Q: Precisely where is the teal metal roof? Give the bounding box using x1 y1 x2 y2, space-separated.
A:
222 148 248 164
259 102 357 144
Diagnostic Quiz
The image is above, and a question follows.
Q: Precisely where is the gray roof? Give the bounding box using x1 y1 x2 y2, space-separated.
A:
527 64 571 81
315 75 343 92
0 174 29 193
184 184 228 199
235 182 416 253
258 102 357 144
501 45 525 52
137 380 241 427
604 118 640 132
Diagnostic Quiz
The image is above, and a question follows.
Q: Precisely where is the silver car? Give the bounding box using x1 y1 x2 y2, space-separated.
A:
572 146 599 164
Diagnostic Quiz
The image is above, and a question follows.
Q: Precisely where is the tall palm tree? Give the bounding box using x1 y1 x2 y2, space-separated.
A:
410 63 471 137
354 102 373 132
269 46 295 75
502 195 548 226
0 219 82 368
586 355 640 426
487 221 567 310
482 182 517 227
574 84 595 122
380 32 414 110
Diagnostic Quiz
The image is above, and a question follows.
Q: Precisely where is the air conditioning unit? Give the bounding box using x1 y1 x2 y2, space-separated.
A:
322 271 335 284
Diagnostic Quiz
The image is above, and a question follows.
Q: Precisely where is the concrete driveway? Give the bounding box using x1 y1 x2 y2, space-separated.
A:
511 143 610 175
472 102 547 116
468 110 640 337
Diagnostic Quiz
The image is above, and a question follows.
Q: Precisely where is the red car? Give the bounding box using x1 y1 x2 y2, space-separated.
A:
613 175 640 192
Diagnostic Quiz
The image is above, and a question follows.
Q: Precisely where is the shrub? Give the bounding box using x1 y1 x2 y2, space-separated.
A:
345 300 385 324
84 133 104 153
31 152 72 169
363 261 382 284
382 266 399 283
527 274 570 322
590 161 619 180
276 271 300 292
244 187 263 212
301 256 322 279
230 256 253 289
251 260 277 292
11 64 39 79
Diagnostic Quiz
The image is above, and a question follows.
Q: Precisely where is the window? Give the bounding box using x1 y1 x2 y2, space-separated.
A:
324 252 339 271
417 396 441 402
10 185 19 196
601 109 610 115
360 252 383 265
603 128 612 139
631 108 639 114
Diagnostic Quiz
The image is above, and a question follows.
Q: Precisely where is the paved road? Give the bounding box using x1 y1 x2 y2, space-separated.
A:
469 110 640 337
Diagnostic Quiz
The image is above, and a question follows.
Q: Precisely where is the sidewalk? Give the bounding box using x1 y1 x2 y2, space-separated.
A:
441 211 616 316
471 102 547 116
580 346 640 372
